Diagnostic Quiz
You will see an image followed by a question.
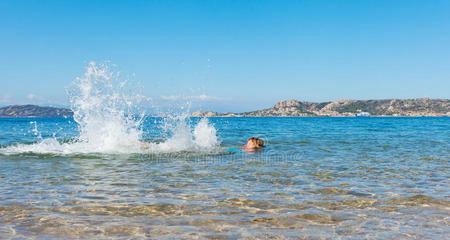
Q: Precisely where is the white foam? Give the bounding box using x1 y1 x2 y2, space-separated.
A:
194 118 219 148
0 62 220 155
144 118 220 153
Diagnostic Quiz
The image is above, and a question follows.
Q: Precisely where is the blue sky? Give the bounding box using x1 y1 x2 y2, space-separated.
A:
1 0 449 112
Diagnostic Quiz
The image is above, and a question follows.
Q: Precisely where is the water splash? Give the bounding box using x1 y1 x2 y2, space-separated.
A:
194 118 219 148
30 121 43 141
67 62 144 153
0 62 220 155
145 117 219 153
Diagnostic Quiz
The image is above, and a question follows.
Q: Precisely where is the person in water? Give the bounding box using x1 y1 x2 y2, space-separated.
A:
244 137 265 151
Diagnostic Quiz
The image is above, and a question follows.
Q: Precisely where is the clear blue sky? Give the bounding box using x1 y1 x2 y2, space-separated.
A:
1 0 449 112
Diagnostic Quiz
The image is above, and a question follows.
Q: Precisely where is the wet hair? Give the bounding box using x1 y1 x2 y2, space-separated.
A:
248 137 264 147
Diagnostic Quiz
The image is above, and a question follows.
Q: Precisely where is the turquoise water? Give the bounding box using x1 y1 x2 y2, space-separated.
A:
0 117 449 239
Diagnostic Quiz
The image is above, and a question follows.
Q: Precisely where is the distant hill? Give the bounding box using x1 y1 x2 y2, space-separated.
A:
2 99 449 118
192 98 450 117
0 105 73 118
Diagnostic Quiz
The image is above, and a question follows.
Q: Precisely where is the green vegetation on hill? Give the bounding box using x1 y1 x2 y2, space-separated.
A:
0 105 73 117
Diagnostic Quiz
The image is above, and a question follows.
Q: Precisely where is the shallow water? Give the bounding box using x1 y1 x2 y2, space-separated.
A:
0 117 449 239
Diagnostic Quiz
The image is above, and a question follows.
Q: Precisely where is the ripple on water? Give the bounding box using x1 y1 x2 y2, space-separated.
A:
386 195 450 208
312 198 378 210
55 204 207 217
311 171 335 181
219 198 277 213
251 213 344 227
313 187 349 195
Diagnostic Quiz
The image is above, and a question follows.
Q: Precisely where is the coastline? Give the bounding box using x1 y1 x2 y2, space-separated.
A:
1 98 449 118
1 115 448 119
192 98 450 117
193 115 450 118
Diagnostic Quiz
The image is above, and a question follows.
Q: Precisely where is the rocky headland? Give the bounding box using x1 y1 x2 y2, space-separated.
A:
0 105 73 118
192 98 450 117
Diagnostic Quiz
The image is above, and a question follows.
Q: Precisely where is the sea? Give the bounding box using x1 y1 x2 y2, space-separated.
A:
0 63 448 239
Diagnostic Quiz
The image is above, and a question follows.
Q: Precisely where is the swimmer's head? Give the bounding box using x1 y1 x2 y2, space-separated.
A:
245 137 264 150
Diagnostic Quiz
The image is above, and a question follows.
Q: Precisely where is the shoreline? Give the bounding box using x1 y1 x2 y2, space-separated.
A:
1 115 449 119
